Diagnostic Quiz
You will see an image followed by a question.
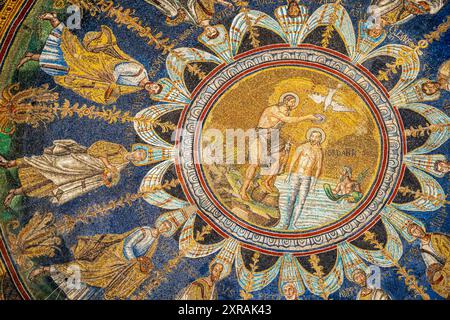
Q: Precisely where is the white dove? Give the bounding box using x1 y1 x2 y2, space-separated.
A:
308 84 355 112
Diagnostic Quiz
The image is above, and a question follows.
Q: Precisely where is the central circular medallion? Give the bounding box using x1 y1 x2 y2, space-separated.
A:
176 45 404 255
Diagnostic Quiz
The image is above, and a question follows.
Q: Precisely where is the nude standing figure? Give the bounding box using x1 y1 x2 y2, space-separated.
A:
279 128 325 229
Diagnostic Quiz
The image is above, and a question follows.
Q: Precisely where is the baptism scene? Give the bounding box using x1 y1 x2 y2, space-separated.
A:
0 0 448 302
201 67 381 231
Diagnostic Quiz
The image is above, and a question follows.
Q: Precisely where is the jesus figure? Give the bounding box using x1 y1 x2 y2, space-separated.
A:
276 129 325 230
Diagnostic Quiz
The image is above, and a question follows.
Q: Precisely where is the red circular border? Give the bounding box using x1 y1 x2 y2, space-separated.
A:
175 44 406 255
0 0 36 300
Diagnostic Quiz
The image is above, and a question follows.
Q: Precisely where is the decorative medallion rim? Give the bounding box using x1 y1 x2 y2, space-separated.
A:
175 44 405 254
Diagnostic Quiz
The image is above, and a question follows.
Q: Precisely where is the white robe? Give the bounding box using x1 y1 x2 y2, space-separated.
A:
421 0 447 14
22 140 127 205
122 227 157 260
144 0 179 17
420 241 441 267
438 60 450 91
371 0 447 25
113 62 149 87
356 288 391 300
144 0 204 24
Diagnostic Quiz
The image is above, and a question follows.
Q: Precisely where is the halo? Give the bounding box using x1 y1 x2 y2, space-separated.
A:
306 127 326 144
279 92 300 108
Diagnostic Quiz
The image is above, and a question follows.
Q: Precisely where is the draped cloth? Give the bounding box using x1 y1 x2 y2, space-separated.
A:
356 288 391 300
390 78 441 106
18 140 129 205
145 0 218 24
53 228 159 300
425 233 450 299
144 0 179 17
39 23 68 77
370 0 447 25
438 60 450 91
177 277 217 300
192 0 217 22
53 25 145 104
421 0 447 14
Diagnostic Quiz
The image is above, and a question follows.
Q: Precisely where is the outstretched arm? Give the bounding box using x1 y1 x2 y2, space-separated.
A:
333 183 342 195
99 157 117 173
272 109 318 124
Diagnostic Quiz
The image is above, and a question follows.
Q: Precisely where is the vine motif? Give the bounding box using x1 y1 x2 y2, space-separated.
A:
398 186 449 207
0 84 176 134
377 16 450 81
363 231 430 300
240 251 260 300
131 222 213 300
234 0 261 48
405 123 449 138
321 0 342 49
56 179 180 234
0 84 58 134
309 254 330 300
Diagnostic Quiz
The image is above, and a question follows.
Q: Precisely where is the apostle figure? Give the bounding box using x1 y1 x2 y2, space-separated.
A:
407 222 450 299
421 59 450 96
144 0 233 39
194 0 234 39
29 221 172 300
352 269 391 300
279 128 325 230
0 139 147 206
177 262 223 300
365 0 447 37
17 13 162 104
